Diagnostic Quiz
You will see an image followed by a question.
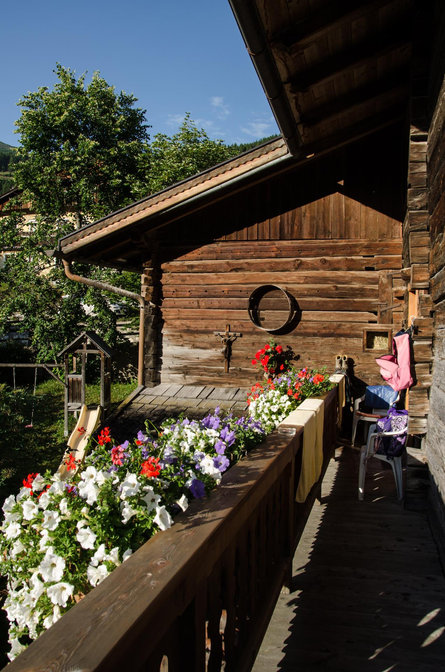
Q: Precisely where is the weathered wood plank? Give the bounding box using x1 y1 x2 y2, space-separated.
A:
162 255 401 274
167 240 402 262
162 270 379 286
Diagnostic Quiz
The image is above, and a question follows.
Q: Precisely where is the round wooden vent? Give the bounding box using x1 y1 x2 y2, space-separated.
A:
248 285 300 334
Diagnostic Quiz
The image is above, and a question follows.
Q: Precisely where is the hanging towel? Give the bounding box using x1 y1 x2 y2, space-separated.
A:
280 398 324 502
375 332 413 391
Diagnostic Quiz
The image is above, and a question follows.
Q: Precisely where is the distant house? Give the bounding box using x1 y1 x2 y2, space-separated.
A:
0 187 36 269
58 0 445 519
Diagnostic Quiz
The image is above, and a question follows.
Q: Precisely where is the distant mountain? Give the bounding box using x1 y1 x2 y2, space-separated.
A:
0 141 16 152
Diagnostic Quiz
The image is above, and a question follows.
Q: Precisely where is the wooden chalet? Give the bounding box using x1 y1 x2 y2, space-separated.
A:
6 2 444 671
58 0 445 517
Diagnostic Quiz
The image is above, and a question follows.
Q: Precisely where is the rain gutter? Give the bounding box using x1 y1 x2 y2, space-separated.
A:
228 0 302 156
62 259 151 387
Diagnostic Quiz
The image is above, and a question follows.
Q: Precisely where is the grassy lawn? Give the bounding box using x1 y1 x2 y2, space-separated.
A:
0 378 137 503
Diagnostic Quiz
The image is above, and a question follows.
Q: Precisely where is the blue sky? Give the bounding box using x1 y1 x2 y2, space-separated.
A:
1 0 279 148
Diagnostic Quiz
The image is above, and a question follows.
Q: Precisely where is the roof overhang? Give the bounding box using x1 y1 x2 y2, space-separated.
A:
58 138 292 270
229 0 414 156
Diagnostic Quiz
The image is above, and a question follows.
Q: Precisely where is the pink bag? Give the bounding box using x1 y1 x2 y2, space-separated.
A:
375 333 413 391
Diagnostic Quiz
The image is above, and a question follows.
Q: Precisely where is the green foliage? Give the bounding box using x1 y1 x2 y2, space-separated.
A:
0 65 149 360
0 64 277 363
0 378 136 502
13 64 150 223
0 143 16 195
147 112 239 193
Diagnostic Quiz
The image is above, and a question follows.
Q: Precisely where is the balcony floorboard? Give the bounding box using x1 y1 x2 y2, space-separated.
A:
253 445 445 671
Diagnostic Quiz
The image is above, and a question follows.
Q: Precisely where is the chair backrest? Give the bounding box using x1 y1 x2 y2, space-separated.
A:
364 384 398 409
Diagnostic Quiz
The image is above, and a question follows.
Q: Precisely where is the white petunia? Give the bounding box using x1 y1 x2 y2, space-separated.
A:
76 525 96 550
3 510 21 525
141 486 160 512
39 549 66 583
106 547 120 566
38 491 51 509
10 539 25 558
29 573 45 601
2 495 16 513
78 480 99 505
43 605 61 629
87 563 109 587
39 528 50 551
4 522 21 540
31 474 46 492
153 505 173 531
176 494 189 512
46 582 74 607
16 487 30 502
122 548 133 562
121 501 137 524
22 499 39 521
120 472 140 500
7 637 26 662
42 509 60 531
48 477 65 495
59 498 70 516
199 455 221 481
90 543 107 567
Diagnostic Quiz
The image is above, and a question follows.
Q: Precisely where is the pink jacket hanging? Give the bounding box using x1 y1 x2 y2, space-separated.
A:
375 332 413 391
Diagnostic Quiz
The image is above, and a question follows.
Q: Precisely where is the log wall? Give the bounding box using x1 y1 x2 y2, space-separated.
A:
141 131 405 388
425 1 445 524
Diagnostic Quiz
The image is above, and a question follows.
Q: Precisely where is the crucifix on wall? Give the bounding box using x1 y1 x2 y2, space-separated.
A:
214 324 242 373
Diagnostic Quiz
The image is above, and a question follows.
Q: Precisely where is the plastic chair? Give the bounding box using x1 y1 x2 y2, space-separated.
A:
351 385 399 446
358 423 406 501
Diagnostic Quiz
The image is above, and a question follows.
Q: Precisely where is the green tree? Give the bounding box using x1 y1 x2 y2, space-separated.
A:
147 113 237 193
0 65 150 361
14 64 150 225
0 65 274 362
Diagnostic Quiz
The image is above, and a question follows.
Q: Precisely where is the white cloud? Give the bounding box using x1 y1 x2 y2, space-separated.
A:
166 113 186 128
241 117 275 139
210 96 230 119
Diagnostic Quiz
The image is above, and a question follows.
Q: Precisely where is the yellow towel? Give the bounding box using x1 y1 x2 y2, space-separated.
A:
329 374 346 427
280 398 324 502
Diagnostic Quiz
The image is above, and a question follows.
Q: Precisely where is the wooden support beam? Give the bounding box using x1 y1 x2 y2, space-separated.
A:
299 71 409 127
271 0 404 51
288 38 410 93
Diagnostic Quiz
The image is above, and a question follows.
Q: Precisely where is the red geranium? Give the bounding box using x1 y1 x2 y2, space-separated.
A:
23 473 38 491
64 454 77 472
98 427 112 445
312 373 325 385
140 457 161 478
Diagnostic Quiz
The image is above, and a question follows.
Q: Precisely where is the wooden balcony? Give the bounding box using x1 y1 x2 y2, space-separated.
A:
5 388 338 672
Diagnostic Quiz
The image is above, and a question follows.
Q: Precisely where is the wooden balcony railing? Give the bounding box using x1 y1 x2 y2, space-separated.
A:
5 386 339 672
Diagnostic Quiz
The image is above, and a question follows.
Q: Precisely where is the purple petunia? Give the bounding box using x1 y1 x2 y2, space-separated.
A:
214 440 226 455
201 414 221 431
213 455 230 473
220 426 236 447
189 478 206 499
162 445 176 464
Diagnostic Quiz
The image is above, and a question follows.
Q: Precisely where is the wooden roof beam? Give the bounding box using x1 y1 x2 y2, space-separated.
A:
270 0 410 51
301 103 407 155
299 70 410 127
288 37 411 93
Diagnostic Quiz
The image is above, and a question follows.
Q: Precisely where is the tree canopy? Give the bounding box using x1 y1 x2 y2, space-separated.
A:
0 65 275 363
0 66 151 361
13 64 150 226
147 113 237 194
